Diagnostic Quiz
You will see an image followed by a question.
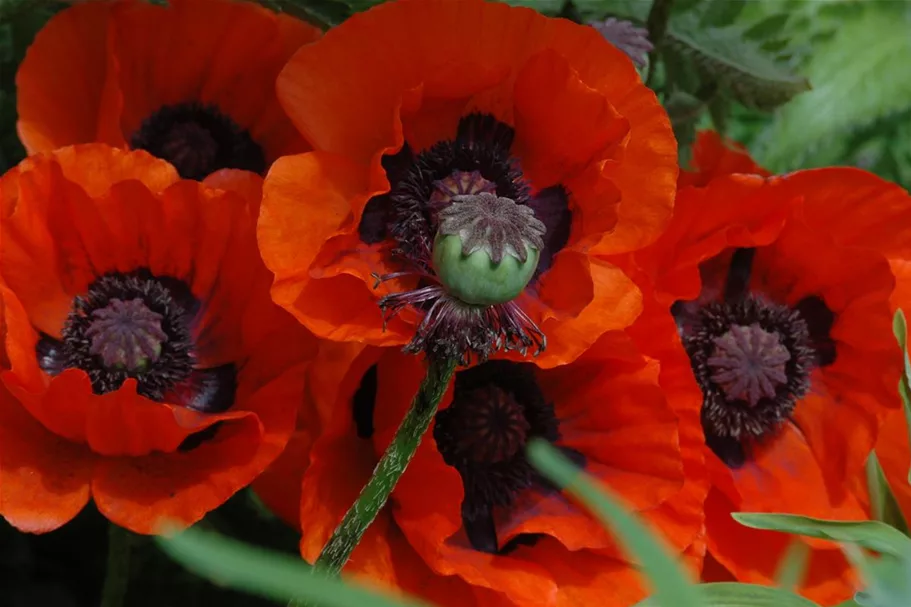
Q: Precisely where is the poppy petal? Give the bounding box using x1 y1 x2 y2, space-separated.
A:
705 488 858 605
16 1 117 153
0 386 93 533
512 48 629 187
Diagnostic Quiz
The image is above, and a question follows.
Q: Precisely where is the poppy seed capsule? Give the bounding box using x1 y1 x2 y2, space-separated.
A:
431 193 545 306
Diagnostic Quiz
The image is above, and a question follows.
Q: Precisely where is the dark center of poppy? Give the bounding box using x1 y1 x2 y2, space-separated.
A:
677 247 836 468
360 113 571 275
36 270 237 420
683 297 815 464
433 360 567 553
130 102 266 180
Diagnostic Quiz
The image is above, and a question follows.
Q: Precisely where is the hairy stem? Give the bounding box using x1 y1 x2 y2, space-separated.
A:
99 523 133 607
313 355 457 576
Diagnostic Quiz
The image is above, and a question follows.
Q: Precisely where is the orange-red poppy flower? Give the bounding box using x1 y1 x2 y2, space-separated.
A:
625 159 911 604
0 144 317 534
864 258 911 525
255 304 707 606
17 0 320 181
258 0 678 366
678 130 770 188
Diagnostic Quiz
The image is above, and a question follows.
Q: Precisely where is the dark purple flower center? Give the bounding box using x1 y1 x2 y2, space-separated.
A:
433 361 572 553
361 113 573 363
36 270 236 420
677 247 836 468
130 102 265 180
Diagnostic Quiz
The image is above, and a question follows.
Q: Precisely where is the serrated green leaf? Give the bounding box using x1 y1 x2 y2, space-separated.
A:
527 440 701 607
733 513 911 559
665 14 810 111
866 452 910 536
156 526 433 607
636 582 821 607
698 0 747 28
756 8 911 171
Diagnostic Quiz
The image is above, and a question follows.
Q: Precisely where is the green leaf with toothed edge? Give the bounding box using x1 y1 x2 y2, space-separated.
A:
664 14 810 111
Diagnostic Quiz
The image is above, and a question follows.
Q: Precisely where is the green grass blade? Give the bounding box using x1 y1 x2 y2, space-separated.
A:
865 452 910 536
155 526 433 607
774 539 810 591
733 514 911 559
526 440 701 607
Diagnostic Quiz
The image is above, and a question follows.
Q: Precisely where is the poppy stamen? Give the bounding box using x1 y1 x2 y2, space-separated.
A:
130 102 266 180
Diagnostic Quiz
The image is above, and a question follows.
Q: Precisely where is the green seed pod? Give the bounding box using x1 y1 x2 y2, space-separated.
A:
432 232 539 306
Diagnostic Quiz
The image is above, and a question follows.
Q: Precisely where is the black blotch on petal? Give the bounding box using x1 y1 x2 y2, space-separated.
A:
352 364 378 439
178 422 223 452
463 502 499 554
723 247 756 303
706 432 747 469
527 185 572 277
172 365 237 414
36 334 67 376
499 533 543 555
794 295 837 367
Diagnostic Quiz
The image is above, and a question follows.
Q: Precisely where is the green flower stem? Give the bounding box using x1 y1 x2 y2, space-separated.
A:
645 0 676 87
100 523 134 607
313 355 457 576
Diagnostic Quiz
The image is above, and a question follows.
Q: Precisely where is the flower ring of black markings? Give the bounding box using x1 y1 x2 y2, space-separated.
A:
130 102 266 180
36 270 237 421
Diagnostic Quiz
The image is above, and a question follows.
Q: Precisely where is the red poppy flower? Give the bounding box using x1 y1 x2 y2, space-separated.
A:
0 144 317 534
625 164 911 604
17 0 320 181
866 258 911 524
254 300 706 606
258 0 677 366
678 130 771 188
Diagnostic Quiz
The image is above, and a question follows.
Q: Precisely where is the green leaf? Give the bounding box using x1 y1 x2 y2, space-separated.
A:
636 582 821 606
845 546 911 607
156 526 433 607
266 0 352 28
774 539 810 591
527 440 701 607
664 14 810 111
756 7 911 171
733 513 911 559
866 452 910 536
894 309 911 485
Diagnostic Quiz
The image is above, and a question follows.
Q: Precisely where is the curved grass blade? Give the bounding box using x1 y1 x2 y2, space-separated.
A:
527 439 701 607
155 526 433 607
